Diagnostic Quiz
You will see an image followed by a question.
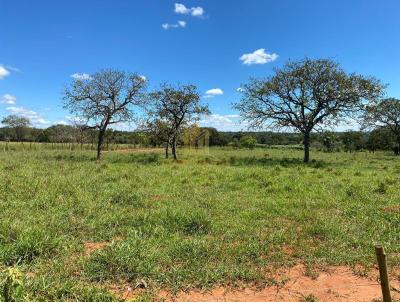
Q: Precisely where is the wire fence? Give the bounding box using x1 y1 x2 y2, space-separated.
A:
0 141 151 152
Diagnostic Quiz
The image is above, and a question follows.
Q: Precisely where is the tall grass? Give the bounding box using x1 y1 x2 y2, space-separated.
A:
0 147 399 300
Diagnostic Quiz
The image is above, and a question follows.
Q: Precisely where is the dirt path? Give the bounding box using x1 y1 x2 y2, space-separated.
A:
112 264 400 302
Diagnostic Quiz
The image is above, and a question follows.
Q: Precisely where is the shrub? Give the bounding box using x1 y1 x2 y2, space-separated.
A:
240 135 257 149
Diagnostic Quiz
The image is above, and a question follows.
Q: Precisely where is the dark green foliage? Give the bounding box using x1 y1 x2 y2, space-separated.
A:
240 135 257 149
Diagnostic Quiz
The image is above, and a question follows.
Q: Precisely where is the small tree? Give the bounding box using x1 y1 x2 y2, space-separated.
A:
366 127 395 153
340 131 365 152
240 135 257 149
234 58 384 162
182 124 202 148
63 69 146 160
148 84 209 160
320 131 340 152
1 115 31 141
143 119 174 158
363 98 400 155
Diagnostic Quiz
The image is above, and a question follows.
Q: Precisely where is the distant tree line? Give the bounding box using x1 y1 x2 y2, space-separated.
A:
0 122 398 153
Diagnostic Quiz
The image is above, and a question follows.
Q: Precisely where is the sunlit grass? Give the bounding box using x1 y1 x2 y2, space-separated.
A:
0 147 399 300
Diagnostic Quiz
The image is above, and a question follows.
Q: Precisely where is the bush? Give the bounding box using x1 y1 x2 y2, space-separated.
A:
240 135 257 149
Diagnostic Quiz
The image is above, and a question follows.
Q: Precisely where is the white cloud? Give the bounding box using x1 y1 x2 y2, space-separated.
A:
199 113 245 131
239 49 278 65
191 7 204 16
54 120 69 125
6 106 37 117
109 121 136 131
204 88 224 98
6 106 50 126
1 94 16 104
65 115 86 125
174 3 204 17
35 118 51 125
71 73 92 80
162 23 177 30
162 20 187 30
178 20 187 27
174 3 190 14
0 65 10 79
236 87 244 93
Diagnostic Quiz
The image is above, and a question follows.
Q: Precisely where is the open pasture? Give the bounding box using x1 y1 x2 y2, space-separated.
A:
0 148 399 301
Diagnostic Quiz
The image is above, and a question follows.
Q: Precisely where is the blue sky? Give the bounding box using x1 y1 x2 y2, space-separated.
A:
1 0 399 131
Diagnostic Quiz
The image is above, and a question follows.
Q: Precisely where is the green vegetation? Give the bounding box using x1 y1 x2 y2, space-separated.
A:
0 147 399 301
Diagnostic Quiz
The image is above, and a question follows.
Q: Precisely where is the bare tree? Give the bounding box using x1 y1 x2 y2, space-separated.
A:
234 58 384 162
148 84 209 160
63 69 147 160
1 115 31 141
363 98 400 155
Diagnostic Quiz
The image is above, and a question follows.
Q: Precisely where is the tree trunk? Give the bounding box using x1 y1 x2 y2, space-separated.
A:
172 136 177 160
303 131 310 163
165 142 169 159
97 128 106 161
395 135 400 156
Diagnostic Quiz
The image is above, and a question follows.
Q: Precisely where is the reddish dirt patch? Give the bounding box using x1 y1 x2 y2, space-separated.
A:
116 265 400 302
84 242 110 256
150 194 171 201
26 272 36 278
84 237 123 256
383 205 400 213
110 284 137 301
163 265 400 302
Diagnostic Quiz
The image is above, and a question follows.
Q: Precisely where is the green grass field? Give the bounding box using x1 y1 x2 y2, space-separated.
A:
0 147 399 301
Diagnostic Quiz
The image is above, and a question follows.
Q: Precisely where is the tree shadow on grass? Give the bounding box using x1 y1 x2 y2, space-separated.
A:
39 152 162 165
41 152 96 163
200 155 330 169
107 152 161 165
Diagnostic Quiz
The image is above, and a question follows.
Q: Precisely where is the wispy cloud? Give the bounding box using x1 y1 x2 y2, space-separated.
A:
0 65 10 79
162 20 186 30
71 73 92 80
1 94 17 105
5 65 20 72
54 120 69 125
204 88 223 98
6 106 50 126
178 20 187 27
174 3 204 17
239 49 278 65
199 113 245 131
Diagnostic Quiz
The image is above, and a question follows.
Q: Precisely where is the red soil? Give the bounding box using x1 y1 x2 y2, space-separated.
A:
84 242 110 256
113 265 400 302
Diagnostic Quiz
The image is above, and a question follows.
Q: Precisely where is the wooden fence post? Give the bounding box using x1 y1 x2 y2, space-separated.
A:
375 245 392 302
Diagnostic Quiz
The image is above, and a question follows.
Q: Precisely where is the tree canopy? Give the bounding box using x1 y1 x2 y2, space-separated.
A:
363 98 400 154
147 84 209 159
63 69 147 160
1 115 31 141
235 58 384 162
